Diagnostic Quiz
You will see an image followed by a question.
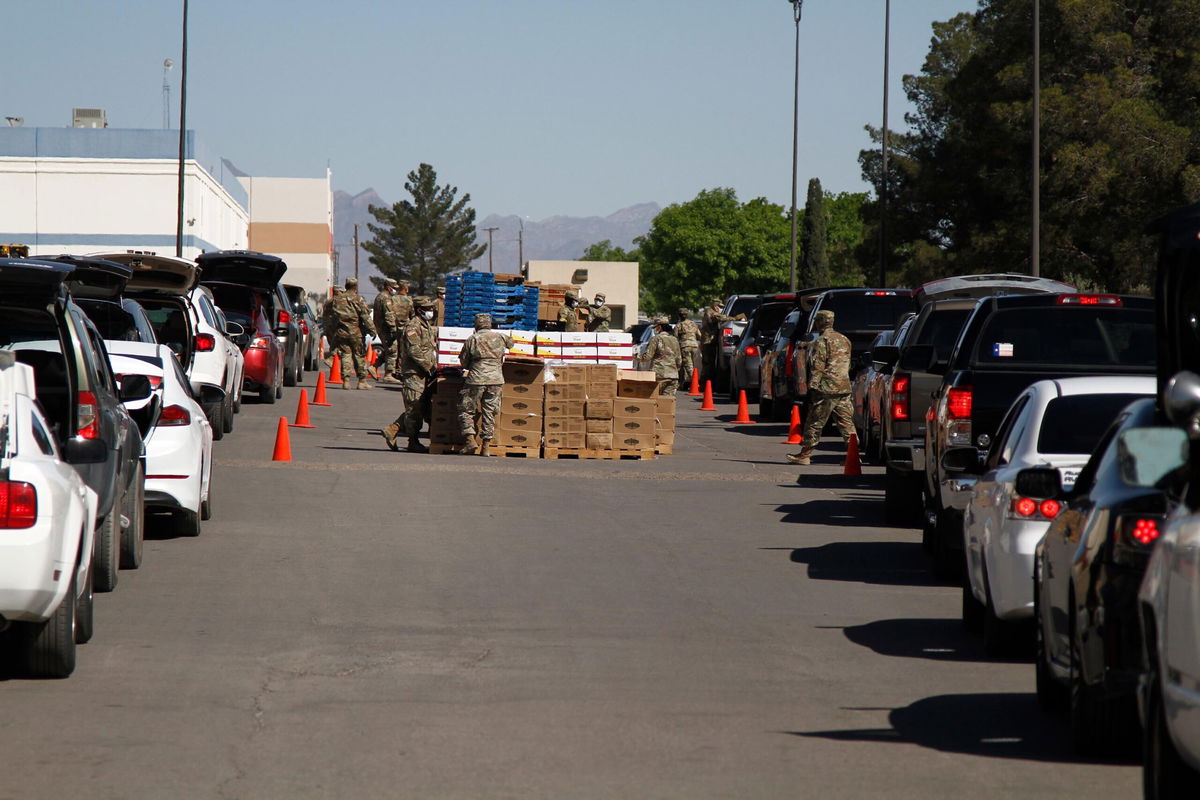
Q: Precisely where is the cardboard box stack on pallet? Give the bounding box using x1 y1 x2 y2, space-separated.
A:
490 359 545 454
541 364 659 459
428 374 467 452
534 283 581 323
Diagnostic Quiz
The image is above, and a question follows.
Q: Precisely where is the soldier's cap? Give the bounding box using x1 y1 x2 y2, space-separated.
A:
711 298 722 306
594 292 606 301
436 286 446 294
653 315 669 325
814 310 835 324
384 278 398 287
474 313 493 329
345 277 358 287
412 295 435 308
398 279 411 288
677 307 690 316
331 287 344 295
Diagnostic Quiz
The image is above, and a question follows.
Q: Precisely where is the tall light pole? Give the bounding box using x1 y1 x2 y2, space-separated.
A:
175 0 188 258
1031 0 1041 277
483 226 499 273
517 217 525 271
162 58 173 130
787 0 804 292
879 0 891 288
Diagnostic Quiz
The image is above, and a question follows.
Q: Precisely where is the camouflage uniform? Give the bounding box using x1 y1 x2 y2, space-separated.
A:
382 285 413 379
434 288 446 328
372 284 396 377
700 300 731 382
675 310 701 385
792 310 854 464
557 300 583 332
586 295 612 332
381 298 436 452
645 321 682 397
323 284 376 386
458 314 515 455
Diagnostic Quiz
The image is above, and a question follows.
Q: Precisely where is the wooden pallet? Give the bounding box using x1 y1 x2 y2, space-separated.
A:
430 442 468 455
487 443 541 459
655 444 673 455
542 447 656 461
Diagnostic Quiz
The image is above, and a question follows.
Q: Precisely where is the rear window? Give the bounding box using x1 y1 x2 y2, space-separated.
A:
754 304 793 337
974 308 1155 367
914 308 971 361
77 299 142 342
136 298 191 358
726 297 761 318
818 293 915 331
1038 393 1148 454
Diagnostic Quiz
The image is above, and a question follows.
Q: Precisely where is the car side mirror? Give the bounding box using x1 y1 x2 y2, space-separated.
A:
899 344 935 372
225 321 245 337
1165 371 1200 430
118 374 152 403
64 437 107 464
872 345 900 368
1015 466 1062 500
941 446 983 475
1116 427 1189 488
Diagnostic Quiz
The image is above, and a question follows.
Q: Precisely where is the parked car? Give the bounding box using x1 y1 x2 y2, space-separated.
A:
758 287 837 420
728 300 793 403
923 292 1156 579
284 283 322 371
94 252 242 439
0 258 150 594
0 352 98 678
36 254 159 346
712 294 767 392
107 342 213 538
852 326 903 462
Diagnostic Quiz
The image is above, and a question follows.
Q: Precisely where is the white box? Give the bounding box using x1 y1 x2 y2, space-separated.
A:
507 342 536 356
439 340 465 353
437 353 461 367
596 345 633 358
560 332 596 345
535 332 563 344
561 346 596 358
438 326 473 341
595 332 633 345
597 358 635 369
511 329 536 345
536 346 562 358
568 358 598 365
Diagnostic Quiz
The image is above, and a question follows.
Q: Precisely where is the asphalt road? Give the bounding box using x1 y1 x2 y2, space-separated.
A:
0 375 1141 799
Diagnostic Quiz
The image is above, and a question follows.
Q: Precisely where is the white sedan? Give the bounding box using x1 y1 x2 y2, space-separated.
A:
0 352 98 678
949 375 1154 655
106 342 213 538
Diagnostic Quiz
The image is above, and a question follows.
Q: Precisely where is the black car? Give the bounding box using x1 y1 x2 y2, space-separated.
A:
283 283 322 371
0 258 151 597
727 300 793 403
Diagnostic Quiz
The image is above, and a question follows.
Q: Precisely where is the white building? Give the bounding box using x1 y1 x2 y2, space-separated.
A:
237 172 333 302
525 260 640 330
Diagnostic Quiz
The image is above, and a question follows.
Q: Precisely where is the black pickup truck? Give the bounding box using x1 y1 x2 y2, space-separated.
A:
923 292 1156 578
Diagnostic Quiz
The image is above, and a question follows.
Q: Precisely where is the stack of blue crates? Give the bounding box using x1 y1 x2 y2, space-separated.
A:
443 272 539 330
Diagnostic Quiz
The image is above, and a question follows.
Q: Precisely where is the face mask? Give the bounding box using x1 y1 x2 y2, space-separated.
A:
422 311 434 320
593 299 602 307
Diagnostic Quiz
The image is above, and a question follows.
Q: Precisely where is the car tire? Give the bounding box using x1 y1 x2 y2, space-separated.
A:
94 491 121 593
884 466 922 526
260 383 276 404
1144 668 1200 798
275 375 284 399
233 383 242 413
222 390 234 434
13 570 76 679
201 477 212 521
1068 601 1119 756
119 464 145 570
175 508 201 538
1033 571 1065 712
75 556 94 645
209 399 224 441
759 395 773 419
982 566 1024 658
961 580 984 633
283 357 297 387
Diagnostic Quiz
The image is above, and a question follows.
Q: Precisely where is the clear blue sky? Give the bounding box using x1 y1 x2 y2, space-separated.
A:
5 0 975 219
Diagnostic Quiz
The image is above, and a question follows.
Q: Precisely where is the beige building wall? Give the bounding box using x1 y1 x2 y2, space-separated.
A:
524 260 640 330
239 172 333 302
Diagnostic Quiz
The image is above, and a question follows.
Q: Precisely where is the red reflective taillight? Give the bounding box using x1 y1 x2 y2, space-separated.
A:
77 391 99 439
195 333 216 352
300 319 309 335
947 387 973 419
0 481 37 528
745 345 759 357
1058 294 1122 306
249 335 273 351
1121 516 1162 547
1009 496 1059 520
157 404 191 427
1039 500 1061 519
784 342 795 377
279 310 292 325
891 375 910 420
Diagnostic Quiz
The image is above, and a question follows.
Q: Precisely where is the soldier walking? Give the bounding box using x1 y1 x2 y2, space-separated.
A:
457 314 515 457
645 317 683 397
675 307 700 386
586 293 612 332
322 277 376 389
788 310 855 465
381 296 438 453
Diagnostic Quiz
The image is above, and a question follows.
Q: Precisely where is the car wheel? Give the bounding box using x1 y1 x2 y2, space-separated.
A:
982 565 1024 658
275 369 284 399
175 508 201 538
222 390 234 434
119 464 145 570
283 355 297 387
13 569 76 678
1068 600 1117 756
75 555 94 644
961 580 984 633
233 382 242 413
884 466 922 526
201 476 212 521
94 491 121 593
209 398 225 441
1033 568 1065 712
1144 668 1200 798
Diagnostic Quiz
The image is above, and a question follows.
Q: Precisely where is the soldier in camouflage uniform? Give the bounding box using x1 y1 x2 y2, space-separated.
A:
324 277 377 389
457 314 515 456
380 296 437 452
586 292 612 332
700 298 732 383
557 292 584 332
645 317 683 397
373 278 399 380
434 286 446 328
675 307 701 386
788 309 854 465
382 280 413 382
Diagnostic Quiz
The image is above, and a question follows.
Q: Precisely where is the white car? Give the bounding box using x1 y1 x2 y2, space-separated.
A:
91 252 243 441
106 343 213 538
951 376 1154 655
0 351 98 678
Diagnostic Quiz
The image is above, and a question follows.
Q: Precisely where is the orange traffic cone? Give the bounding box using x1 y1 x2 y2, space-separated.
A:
843 432 862 476
781 405 803 444
733 390 756 423
367 343 376 366
700 380 716 411
311 372 332 406
687 369 701 396
327 353 343 384
290 390 316 428
271 417 292 462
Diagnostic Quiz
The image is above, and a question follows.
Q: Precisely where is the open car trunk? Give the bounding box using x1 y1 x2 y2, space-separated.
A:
92 251 198 295
196 250 287 290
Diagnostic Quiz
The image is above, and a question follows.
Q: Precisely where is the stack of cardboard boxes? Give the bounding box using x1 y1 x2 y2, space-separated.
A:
490 359 545 453
429 374 466 449
533 283 580 323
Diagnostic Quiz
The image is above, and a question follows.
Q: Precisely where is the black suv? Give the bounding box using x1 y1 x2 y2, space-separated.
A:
283 283 322 372
0 259 151 595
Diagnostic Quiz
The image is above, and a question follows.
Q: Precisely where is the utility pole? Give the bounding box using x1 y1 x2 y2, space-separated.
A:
353 224 360 281
788 0 804 292
483 226 499 273
175 0 188 258
879 0 891 288
518 220 525 271
1031 0 1041 277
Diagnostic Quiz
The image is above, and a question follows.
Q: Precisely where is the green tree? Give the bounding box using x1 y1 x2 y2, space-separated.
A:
636 188 791 311
363 163 486 294
799 178 829 287
825 191 870 286
579 239 640 262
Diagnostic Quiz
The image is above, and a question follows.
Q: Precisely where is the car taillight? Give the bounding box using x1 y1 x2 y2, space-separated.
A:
0 481 37 528
865 290 896 296
279 310 292 325
249 335 273 350
891 375 910 420
1058 294 1122 306
1009 496 1060 520
1120 515 1163 546
157 404 191 426
195 333 216 352
745 345 759 357
947 387 973 418
77 391 99 439
784 342 795 377
300 319 309 335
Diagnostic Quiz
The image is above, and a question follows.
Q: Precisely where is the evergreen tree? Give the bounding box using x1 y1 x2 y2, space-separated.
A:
799 178 829 287
363 164 486 294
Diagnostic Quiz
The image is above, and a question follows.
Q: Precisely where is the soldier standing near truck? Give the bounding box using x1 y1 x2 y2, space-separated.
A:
788 310 854 466
700 298 732 383
675 308 701 386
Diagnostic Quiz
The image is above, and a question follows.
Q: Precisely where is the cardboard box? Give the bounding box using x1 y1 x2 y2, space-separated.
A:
535 331 564 345
437 353 461 367
536 346 562 358
585 382 615 399
502 395 543 415
656 430 676 447
617 372 660 399
655 396 677 415
430 411 458 430
586 399 614 420
597 358 635 370
595 332 634 345
505 382 540 398
430 428 467 445
437 326 474 341
586 364 619 383
613 416 653 434
507 342 536 356
586 433 613 450
613 398 656 419
544 399 585 418
545 382 586 401
549 365 587 384
439 339 465 353
544 417 585 434
656 414 676 432
431 395 457 413
544 431 585 449
596 345 633 358
495 428 540 447
436 376 464 396
560 332 595 345
561 346 596 358
502 360 545 385
615 433 655 450
499 413 540 432
585 418 613 434
510 330 536 345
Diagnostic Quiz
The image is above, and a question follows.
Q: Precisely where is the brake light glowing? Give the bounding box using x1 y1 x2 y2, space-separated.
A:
784 342 795 377
1122 516 1162 546
1040 500 1061 519
300 319 309 335
0 482 37 528
745 345 759 357
722 327 732 337
279 310 292 325
1009 496 1060 520
891 375 910 420
157 404 191 427
195 333 216 352
865 290 896 296
1058 294 1122 306
1014 497 1037 517
77 391 99 439
249 335 273 350
947 387 973 419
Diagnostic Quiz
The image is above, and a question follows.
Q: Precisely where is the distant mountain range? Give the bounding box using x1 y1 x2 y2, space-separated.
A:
332 189 659 293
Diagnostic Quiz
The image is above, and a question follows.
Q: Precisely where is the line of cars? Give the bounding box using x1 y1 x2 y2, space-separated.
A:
0 249 316 679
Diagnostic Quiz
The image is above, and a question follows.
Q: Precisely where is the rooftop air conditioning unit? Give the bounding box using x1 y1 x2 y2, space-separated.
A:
72 108 107 128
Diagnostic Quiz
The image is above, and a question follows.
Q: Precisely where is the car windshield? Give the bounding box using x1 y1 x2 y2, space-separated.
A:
914 308 971 361
819 293 915 331
753 304 793 338
726 297 760 317
1038 393 1149 454
974 307 1155 367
